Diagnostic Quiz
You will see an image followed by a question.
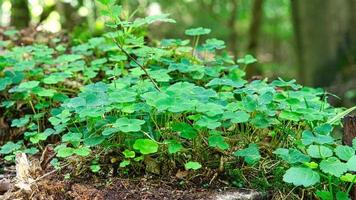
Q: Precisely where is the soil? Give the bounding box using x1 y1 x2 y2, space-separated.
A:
0 173 216 200
0 156 220 200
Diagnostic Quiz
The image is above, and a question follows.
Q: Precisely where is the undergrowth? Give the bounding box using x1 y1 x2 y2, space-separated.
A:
0 1 355 199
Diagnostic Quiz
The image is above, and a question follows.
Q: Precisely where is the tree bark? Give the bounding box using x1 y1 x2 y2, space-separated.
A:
291 0 356 87
57 1 84 31
246 0 264 77
228 0 238 59
10 0 31 28
342 115 356 199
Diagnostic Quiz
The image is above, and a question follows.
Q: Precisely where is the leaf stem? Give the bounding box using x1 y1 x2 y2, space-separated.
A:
193 35 200 56
328 175 333 197
346 175 356 194
112 37 161 92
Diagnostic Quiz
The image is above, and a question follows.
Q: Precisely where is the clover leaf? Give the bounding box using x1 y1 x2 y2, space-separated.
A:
319 157 348 177
120 160 130 168
167 140 183 154
133 14 176 27
250 113 271 128
307 145 333 158
123 149 135 158
234 143 260 165
208 134 229 150
316 191 332 200
109 89 137 103
196 103 224 116
185 161 202 170
11 81 40 93
11 116 30 128
57 147 75 158
195 116 221 129
283 167 320 187
202 38 225 51
223 111 250 123
340 173 356 183
62 132 82 143
0 77 12 91
347 155 356 171
33 87 56 97
102 127 120 136
334 146 355 161
114 117 145 132
55 54 82 63
237 54 257 65
185 27 211 36
314 124 333 135
133 139 158 154
84 136 105 147
273 148 310 164
279 110 301 121
73 147 91 157
301 130 334 145
0 141 22 154
206 78 245 88
172 122 198 140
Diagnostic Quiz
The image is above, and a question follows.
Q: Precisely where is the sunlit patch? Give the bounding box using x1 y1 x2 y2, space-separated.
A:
1 0 11 26
31 5 43 17
78 6 89 17
44 0 55 6
39 11 61 33
147 2 162 16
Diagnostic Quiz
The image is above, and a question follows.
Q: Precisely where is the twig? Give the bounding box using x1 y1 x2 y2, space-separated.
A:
34 163 70 182
112 38 161 92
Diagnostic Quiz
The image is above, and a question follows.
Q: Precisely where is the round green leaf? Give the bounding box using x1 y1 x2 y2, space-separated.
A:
307 145 333 158
340 173 356 183
114 117 145 132
172 122 197 140
234 144 260 165
208 135 229 150
185 161 202 170
167 140 183 154
74 147 91 157
319 157 348 177
185 27 211 36
133 139 158 155
123 149 135 158
347 155 356 171
18 81 40 90
57 147 74 158
334 146 355 161
283 167 320 187
273 148 310 164
0 141 22 154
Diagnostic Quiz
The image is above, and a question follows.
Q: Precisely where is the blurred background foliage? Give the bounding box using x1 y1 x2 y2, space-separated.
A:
0 0 355 106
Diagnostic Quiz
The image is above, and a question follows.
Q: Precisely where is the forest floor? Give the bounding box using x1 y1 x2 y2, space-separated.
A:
0 157 264 200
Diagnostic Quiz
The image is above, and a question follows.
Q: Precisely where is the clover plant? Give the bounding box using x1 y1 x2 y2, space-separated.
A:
0 0 354 198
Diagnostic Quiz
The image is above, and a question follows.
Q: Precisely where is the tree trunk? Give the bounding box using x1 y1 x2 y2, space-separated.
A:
57 1 84 31
228 0 238 59
291 0 356 87
342 116 356 199
10 0 31 28
246 0 264 77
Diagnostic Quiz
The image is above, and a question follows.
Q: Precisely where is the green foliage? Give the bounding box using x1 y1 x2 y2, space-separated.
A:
283 167 320 187
133 139 159 155
234 144 261 165
275 126 356 198
0 1 353 199
185 27 211 36
185 161 202 170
